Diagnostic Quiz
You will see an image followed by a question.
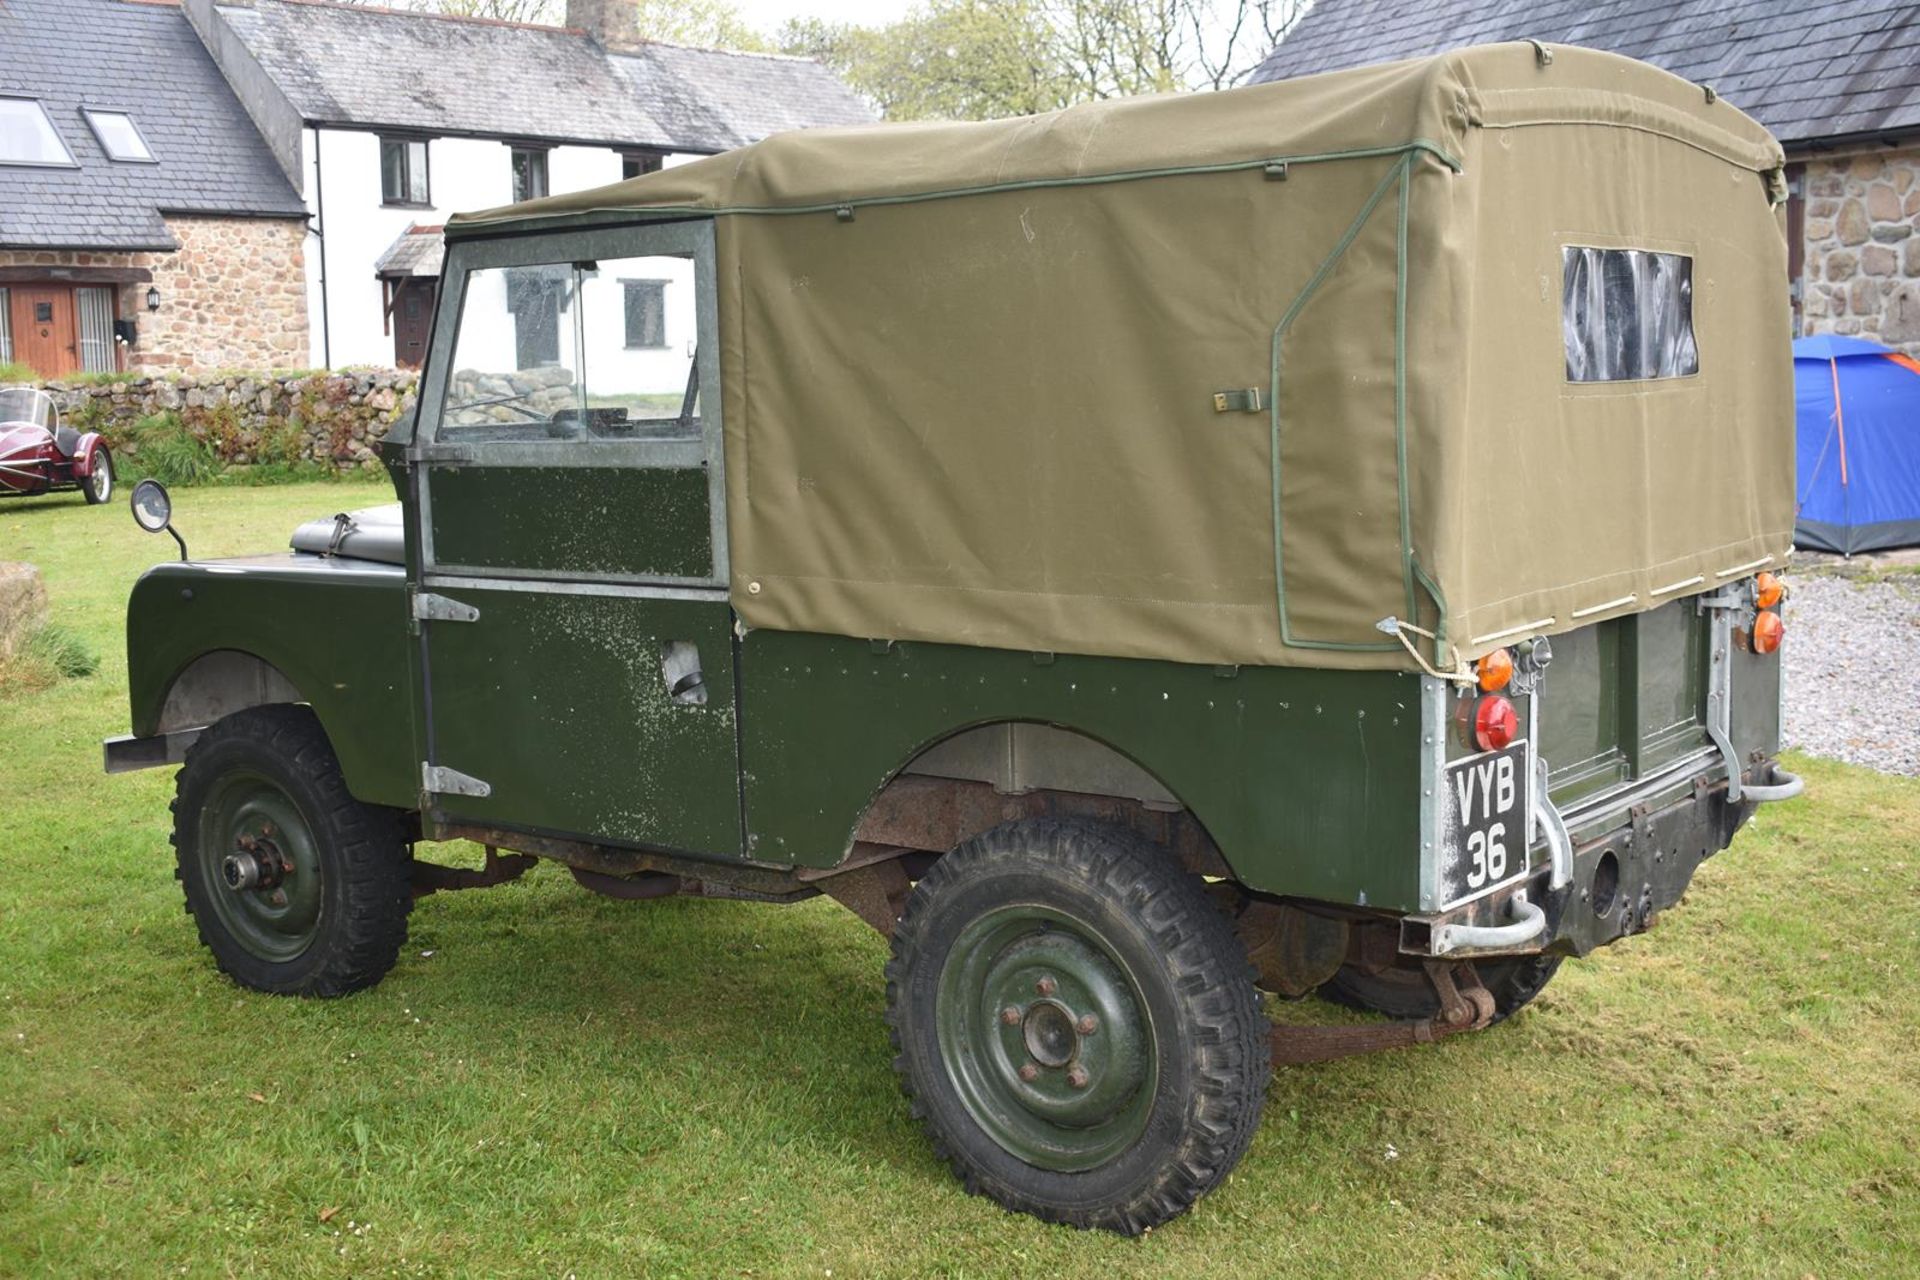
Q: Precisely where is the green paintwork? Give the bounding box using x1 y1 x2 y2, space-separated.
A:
1537 599 1712 806
196 772 323 962
936 903 1155 1172
738 629 1428 907
425 589 742 855
126 557 418 810
428 466 712 580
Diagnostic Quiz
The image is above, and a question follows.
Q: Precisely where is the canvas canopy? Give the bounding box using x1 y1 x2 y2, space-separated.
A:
448 42 1794 672
1793 334 1920 555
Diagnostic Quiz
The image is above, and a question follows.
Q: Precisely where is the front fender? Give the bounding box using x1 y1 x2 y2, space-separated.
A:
71 432 104 475
126 554 418 808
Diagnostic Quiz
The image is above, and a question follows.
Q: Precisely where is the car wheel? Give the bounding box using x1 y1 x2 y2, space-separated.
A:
1320 953 1562 1025
82 446 113 504
886 818 1271 1234
172 705 410 996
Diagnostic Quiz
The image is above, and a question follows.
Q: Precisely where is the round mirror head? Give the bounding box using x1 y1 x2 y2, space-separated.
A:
130 478 172 533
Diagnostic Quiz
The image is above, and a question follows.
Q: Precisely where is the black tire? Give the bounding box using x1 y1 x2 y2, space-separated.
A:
82 446 113 504
172 704 410 997
1321 953 1562 1026
886 818 1271 1234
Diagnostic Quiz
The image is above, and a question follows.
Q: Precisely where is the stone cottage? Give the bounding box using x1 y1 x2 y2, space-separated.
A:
0 0 311 377
1249 0 1920 354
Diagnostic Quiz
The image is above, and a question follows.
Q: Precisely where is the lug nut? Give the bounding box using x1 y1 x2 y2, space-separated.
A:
1035 975 1057 996
1066 1065 1090 1089
1076 1014 1098 1035
1000 1006 1022 1026
1018 1062 1040 1082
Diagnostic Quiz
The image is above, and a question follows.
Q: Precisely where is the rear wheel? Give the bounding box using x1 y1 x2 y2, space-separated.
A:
886 818 1270 1234
1321 954 1562 1025
172 705 410 996
82 446 113 504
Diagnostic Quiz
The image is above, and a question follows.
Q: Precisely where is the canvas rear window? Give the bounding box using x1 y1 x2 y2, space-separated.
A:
1562 246 1698 383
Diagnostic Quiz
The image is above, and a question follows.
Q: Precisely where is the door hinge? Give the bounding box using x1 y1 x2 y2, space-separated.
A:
421 762 491 798
412 591 480 623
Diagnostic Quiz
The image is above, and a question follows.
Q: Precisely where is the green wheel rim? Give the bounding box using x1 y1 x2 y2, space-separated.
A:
196 772 324 963
935 903 1157 1172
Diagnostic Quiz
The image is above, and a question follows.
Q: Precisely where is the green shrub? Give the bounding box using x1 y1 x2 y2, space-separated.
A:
1 621 99 696
22 621 98 678
126 412 223 486
0 360 37 384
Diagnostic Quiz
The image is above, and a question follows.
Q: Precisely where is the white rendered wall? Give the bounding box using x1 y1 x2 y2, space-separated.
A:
302 128 702 371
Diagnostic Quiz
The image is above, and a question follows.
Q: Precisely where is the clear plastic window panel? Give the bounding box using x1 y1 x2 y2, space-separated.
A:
441 255 697 444
1562 246 1698 383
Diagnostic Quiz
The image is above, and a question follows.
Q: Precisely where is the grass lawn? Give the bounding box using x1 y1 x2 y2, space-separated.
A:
2 482 1916 1278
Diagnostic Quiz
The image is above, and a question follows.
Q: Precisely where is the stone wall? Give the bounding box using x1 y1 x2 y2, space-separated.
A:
0 214 308 375
1799 145 1920 354
41 369 417 471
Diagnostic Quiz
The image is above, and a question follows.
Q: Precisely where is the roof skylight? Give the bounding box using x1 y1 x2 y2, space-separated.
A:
0 97 75 166
83 109 155 163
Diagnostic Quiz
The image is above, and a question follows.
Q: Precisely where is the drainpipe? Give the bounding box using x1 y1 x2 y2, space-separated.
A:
312 127 332 368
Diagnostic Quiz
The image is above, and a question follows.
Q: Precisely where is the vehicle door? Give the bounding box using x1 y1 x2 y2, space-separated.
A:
410 220 741 856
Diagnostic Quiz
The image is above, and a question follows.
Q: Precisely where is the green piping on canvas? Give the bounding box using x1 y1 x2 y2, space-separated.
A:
1268 147 1428 654
444 141 1467 239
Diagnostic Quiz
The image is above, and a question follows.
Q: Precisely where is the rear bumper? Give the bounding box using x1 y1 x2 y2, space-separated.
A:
1403 759 1796 958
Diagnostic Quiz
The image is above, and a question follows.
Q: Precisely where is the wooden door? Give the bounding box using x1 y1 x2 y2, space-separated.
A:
392 280 435 370
10 287 78 378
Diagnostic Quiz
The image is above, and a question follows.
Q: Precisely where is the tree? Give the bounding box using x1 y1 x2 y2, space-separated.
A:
782 0 1309 122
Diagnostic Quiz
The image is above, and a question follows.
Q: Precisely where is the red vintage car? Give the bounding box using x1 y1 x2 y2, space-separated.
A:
0 387 113 504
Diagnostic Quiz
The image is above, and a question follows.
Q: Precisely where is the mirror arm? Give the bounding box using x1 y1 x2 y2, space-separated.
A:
167 524 188 562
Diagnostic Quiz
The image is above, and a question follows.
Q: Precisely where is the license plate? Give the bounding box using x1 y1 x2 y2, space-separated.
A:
1439 740 1530 908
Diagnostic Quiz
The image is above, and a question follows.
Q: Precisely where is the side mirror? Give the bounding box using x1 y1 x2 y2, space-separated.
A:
129 478 187 560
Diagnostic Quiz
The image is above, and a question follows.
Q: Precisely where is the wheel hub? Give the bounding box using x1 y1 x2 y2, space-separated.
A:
936 905 1158 1171
198 778 322 962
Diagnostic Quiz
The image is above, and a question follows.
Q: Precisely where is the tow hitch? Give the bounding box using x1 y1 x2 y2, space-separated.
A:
1270 960 1496 1065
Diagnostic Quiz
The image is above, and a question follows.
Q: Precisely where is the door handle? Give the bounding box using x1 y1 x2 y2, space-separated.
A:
661 640 707 706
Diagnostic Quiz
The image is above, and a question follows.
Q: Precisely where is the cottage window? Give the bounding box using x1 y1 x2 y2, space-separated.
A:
0 97 75 166
380 138 430 206
621 150 664 180
1562 246 1698 383
0 288 11 364
511 147 550 203
623 280 667 349
82 109 155 163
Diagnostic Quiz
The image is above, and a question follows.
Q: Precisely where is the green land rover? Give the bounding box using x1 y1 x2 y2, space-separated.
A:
108 44 1803 1233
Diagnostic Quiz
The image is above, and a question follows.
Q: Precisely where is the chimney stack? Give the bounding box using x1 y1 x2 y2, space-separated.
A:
566 0 638 49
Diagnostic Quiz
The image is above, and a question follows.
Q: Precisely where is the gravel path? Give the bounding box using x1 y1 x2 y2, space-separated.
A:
1782 573 1920 777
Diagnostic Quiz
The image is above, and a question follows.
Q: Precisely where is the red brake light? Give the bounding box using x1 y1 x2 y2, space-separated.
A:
1473 695 1518 752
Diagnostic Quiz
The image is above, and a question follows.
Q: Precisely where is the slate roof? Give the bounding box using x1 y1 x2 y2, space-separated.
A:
0 0 307 251
373 224 443 278
0 0 307 250
1249 0 1920 149
211 0 874 151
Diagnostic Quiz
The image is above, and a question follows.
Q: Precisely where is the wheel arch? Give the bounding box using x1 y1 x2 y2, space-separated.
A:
154 648 309 736
842 717 1234 880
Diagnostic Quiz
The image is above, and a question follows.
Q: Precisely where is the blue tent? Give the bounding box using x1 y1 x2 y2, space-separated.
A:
1794 334 1920 554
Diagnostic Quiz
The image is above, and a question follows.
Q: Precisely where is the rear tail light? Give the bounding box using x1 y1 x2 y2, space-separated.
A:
1752 610 1784 654
1754 571 1784 609
1475 647 1514 692
1472 695 1519 751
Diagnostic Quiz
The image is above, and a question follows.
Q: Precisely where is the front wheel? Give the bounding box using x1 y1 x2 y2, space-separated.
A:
82 446 113 504
886 818 1271 1234
172 705 410 996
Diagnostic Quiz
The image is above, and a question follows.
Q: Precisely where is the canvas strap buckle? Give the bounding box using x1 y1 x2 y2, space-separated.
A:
1212 388 1265 414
